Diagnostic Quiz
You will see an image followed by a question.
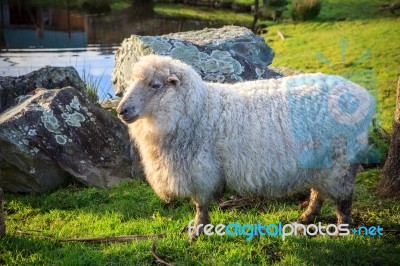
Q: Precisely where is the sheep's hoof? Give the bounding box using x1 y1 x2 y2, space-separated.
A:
189 234 198 243
183 226 199 242
292 221 307 235
297 214 315 224
180 225 189 234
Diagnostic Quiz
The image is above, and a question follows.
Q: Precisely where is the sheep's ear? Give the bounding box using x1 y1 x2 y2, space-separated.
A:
167 74 180 86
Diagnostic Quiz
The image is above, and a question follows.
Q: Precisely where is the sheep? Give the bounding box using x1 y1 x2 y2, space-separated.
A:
117 55 375 240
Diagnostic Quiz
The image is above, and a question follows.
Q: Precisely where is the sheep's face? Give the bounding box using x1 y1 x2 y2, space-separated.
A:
117 63 180 124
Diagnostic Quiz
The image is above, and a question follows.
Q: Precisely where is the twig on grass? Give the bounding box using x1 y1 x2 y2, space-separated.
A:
152 241 174 266
219 196 263 210
60 234 166 244
15 230 165 244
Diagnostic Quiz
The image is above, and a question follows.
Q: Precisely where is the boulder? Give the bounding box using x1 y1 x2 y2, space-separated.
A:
0 66 86 113
0 188 4 237
0 87 133 193
112 25 281 96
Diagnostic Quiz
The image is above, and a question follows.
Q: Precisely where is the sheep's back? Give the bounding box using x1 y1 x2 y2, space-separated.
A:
208 74 374 197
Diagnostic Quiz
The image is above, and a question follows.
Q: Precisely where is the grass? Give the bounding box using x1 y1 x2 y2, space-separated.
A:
317 0 400 20
264 17 400 130
81 71 101 103
273 0 400 131
154 3 253 26
80 67 112 103
110 1 131 11
1 170 399 265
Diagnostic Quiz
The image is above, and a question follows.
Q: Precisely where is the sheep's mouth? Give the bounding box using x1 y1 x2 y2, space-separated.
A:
119 114 140 124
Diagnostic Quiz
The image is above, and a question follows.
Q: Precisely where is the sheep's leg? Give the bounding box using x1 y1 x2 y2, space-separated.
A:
334 164 357 225
189 203 210 242
334 194 353 225
298 188 324 224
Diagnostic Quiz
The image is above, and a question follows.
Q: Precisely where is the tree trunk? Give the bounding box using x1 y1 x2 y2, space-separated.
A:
252 0 259 32
67 0 71 39
130 0 154 20
377 77 400 197
0 188 5 237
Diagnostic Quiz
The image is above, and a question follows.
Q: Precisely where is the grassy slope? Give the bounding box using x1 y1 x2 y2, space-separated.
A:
1 171 400 265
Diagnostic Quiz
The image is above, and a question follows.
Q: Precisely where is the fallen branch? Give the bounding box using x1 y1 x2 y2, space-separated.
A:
15 230 165 244
152 242 174 266
219 196 262 210
60 234 166 244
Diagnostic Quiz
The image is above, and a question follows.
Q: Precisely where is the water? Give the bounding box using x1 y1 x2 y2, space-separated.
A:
0 3 224 100
0 47 117 100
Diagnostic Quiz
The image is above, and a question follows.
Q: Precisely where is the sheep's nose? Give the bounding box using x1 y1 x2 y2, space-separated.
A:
116 103 128 115
118 107 129 116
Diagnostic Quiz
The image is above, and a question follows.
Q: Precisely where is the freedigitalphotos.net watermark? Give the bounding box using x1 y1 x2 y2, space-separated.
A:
290 38 382 168
188 220 384 241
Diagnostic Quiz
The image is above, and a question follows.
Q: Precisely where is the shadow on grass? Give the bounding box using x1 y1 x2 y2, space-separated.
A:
0 234 117 265
3 179 192 222
284 234 400 265
316 0 396 21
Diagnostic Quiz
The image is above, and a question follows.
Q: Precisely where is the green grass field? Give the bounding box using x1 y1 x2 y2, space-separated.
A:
265 18 400 130
1 170 400 265
1 0 399 265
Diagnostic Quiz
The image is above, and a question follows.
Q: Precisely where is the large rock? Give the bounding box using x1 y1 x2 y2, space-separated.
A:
0 66 86 113
112 25 280 96
0 87 133 193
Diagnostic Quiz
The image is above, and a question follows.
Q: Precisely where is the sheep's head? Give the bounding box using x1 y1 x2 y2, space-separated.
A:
117 55 181 124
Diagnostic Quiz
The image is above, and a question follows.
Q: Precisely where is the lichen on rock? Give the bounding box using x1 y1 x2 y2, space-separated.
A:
70 96 81 111
0 86 135 193
0 66 85 113
61 112 86 127
41 110 61 133
112 25 281 96
55 134 68 145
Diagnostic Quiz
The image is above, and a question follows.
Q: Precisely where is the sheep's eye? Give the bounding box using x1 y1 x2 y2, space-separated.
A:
150 81 161 90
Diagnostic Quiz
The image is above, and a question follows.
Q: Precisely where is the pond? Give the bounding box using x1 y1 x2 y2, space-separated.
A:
0 2 227 100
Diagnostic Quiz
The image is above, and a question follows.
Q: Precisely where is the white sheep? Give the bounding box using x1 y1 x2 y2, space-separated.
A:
117 55 374 240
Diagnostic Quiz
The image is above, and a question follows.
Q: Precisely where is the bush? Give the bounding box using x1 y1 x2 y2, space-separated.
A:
291 0 322 21
267 0 287 7
368 127 391 165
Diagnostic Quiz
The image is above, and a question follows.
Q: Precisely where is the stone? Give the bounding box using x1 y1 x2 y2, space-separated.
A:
270 66 304 76
0 188 4 237
100 99 145 180
0 87 134 193
112 25 281 96
0 66 86 113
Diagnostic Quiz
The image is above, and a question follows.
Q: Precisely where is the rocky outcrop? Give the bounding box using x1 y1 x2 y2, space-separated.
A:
112 25 281 96
0 66 86 113
0 87 133 193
